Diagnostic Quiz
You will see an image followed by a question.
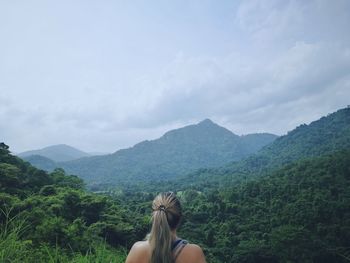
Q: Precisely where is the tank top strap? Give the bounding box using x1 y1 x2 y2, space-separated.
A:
172 239 188 261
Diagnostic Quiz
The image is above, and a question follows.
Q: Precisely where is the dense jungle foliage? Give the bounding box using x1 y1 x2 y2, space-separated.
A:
2 143 350 262
179 150 350 262
0 143 146 262
1 107 350 262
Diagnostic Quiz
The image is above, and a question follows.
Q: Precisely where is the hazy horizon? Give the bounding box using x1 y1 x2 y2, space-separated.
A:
15 117 281 154
1 0 350 153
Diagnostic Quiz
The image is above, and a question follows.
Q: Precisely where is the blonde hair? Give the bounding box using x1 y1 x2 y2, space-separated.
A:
148 192 182 263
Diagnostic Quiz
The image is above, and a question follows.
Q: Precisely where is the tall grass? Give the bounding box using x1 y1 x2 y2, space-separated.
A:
43 243 127 263
0 208 127 263
0 207 31 262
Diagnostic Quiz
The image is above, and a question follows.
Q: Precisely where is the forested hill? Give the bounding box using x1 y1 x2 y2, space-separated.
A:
20 154 57 171
55 119 277 185
18 144 91 162
2 121 350 262
182 107 350 186
179 150 350 262
258 106 350 165
0 142 143 262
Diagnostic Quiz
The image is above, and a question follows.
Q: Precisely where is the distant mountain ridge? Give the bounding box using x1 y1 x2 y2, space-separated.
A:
245 106 350 171
18 144 91 162
56 119 277 185
184 107 350 186
22 155 57 171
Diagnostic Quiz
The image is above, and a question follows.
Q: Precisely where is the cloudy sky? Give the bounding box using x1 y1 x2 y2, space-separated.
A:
1 0 350 153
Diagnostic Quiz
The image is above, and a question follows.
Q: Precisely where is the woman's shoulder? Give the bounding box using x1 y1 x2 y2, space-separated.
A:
182 243 205 256
125 241 151 263
177 242 206 263
132 240 150 249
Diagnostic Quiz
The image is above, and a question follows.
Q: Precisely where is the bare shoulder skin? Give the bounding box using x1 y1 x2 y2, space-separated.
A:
125 241 151 263
176 244 207 263
125 241 206 263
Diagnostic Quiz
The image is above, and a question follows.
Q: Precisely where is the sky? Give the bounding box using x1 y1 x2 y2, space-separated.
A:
1 0 350 153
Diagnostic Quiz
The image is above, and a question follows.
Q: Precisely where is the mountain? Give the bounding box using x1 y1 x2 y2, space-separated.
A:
258 107 350 163
183 106 350 186
240 133 282 153
18 144 91 162
21 154 57 171
58 119 277 185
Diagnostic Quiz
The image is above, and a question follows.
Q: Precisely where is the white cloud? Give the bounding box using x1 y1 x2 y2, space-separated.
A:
1 0 349 153
125 41 350 133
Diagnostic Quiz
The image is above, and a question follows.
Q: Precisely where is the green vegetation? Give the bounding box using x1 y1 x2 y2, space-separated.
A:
180 107 350 188
179 150 350 262
20 155 57 172
57 119 276 186
0 143 145 262
107 150 350 262
2 107 350 262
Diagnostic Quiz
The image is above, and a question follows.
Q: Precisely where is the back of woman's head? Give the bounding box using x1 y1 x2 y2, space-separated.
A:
149 192 182 263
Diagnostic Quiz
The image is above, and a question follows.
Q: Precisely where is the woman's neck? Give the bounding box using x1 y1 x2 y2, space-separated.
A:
171 230 178 240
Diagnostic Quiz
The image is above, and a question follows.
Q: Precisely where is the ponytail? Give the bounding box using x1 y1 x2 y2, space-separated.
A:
149 209 173 263
148 192 182 263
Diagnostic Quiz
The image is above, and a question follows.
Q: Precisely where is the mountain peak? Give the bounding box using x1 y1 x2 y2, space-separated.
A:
57 118 276 184
198 118 215 125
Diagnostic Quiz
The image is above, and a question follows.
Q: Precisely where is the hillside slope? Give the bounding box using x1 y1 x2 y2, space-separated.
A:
20 154 57 172
18 144 90 162
183 107 350 186
59 119 277 185
0 142 142 262
180 150 350 262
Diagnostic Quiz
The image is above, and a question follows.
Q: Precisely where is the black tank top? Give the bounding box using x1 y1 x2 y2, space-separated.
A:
172 239 188 261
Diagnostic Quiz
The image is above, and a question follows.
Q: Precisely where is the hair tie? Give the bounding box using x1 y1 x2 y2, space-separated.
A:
158 205 166 212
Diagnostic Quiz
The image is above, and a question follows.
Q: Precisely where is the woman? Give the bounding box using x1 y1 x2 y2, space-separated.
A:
125 192 207 263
